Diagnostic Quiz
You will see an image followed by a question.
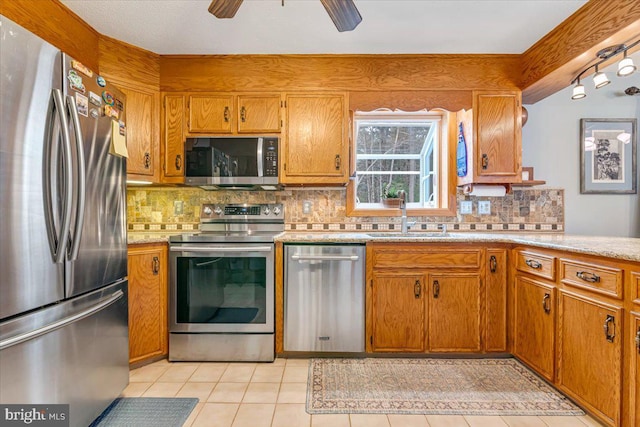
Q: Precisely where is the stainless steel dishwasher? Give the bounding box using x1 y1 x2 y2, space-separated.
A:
284 244 365 352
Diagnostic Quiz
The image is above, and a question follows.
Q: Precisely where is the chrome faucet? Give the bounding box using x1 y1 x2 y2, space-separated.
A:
397 190 416 234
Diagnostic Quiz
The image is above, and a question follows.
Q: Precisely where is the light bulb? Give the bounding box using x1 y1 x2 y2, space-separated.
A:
593 70 610 89
571 83 586 100
617 55 636 77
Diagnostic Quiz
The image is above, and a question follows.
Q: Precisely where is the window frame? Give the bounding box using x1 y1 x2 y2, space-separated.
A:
346 109 457 217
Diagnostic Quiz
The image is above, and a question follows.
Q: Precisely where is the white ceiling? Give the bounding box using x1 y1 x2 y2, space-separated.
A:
60 0 587 55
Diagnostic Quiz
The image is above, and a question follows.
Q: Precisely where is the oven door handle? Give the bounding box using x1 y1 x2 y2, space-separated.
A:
291 254 360 261
170 245 273 253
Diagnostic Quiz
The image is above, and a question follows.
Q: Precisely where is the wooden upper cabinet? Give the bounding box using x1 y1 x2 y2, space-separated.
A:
237 94 281 133
281 93 348 184
120 86 158 181
188 94 233 134
458 91 522 185
371 272 426 352
162 94 185 182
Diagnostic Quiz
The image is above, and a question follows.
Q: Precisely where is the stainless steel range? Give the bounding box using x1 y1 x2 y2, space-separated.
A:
168 203 284 362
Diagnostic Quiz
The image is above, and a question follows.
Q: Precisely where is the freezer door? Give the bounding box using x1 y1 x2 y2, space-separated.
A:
0 15 66 320
284 245 365 352
62 54 127 298
0 280 129 427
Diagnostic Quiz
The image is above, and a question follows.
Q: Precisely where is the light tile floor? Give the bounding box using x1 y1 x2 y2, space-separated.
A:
123 359 606 427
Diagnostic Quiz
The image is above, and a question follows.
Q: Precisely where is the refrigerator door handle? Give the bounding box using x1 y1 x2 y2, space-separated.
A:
0 290 124 351
43 88 74 264
66 95 86 261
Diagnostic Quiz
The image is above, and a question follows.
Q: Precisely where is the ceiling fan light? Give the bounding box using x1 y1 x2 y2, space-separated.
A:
617 57 636 77
571 83 586 100
593 71 610 89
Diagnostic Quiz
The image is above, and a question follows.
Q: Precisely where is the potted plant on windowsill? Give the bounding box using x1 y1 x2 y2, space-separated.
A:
382 182 404 208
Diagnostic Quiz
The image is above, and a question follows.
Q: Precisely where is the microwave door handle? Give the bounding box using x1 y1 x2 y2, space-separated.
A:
257 137 264 177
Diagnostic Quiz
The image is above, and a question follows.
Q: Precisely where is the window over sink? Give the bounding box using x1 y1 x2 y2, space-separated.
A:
346 110 455 217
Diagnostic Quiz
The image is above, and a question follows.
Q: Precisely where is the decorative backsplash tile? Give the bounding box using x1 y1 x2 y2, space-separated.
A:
127 187 564 233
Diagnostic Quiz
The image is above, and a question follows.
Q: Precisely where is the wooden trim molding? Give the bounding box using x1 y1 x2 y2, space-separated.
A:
99 35 160 90
521 0 640 104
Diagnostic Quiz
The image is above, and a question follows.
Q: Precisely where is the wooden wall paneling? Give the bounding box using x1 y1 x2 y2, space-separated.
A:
349 90 473 113
1 0 100 71
98 35 160 90
521 0 640 104
160 54 522 92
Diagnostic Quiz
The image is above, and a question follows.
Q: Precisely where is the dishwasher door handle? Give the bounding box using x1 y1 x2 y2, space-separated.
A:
291 254 360 262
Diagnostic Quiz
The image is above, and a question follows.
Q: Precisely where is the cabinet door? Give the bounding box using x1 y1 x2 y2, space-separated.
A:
128 244 168 364
188 95 233 133
631 312 640 427
514 276 555 381
371 272 425 352
282 93 348 184
162 94 185 181
121 87 158 180
486 249 507 352
557 291 622 427
237 94 281 133
474 91 521 180
428 273 481 352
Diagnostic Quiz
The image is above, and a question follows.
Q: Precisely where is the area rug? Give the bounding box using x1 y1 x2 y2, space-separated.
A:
90 397 198 427
307 358 584 416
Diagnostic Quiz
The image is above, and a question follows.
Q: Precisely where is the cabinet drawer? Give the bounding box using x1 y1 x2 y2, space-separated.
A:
515 250 556 281
372 248 481 269
560 259 623 299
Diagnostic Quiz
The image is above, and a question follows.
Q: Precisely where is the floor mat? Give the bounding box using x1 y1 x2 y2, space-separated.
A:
307 358 584 416
90 397 198 427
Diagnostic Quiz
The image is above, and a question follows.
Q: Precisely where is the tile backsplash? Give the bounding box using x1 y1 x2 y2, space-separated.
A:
127 186 563 233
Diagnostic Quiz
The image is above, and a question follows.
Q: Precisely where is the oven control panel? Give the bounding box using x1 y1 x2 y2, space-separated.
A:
201 203 285 221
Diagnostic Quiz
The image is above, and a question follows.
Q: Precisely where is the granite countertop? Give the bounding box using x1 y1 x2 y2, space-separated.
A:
276 232 640 263
127 232 181 244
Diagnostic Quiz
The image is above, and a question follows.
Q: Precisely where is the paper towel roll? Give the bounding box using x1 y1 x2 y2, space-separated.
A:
465 185 507 197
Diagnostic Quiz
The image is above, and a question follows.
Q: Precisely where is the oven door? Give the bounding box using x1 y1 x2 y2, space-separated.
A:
169 243 274 333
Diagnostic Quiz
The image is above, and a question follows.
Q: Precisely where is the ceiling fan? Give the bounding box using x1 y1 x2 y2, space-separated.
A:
208 0 362 32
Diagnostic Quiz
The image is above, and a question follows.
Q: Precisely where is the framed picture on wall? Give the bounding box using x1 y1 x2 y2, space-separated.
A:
580 118 637 194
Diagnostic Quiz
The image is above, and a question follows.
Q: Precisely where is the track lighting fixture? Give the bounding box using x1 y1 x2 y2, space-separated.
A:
570 38 639 100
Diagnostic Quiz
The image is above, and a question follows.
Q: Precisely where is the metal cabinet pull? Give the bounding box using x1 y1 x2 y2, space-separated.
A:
603 315 615 343
576 271 600 283
489 255 497 273
636 328 640 354
240 106 246 122
481 153 489 170
144 152 151 169
152 256 160 275
335 154 341 170
433 280 440 299
525 259 542 269
414 280 421 299
175 154 182 170
542 293 551 314
223 106 230 122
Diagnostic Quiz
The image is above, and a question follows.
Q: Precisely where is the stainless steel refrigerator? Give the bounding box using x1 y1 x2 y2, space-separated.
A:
0 15 129 427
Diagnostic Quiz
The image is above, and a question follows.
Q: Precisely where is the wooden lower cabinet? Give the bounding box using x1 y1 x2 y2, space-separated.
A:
513 275 555 381
428 273 481 352
127 243 168 365
485 249 507 352
631 312 640 427
370 272 426 352
557 290 622 427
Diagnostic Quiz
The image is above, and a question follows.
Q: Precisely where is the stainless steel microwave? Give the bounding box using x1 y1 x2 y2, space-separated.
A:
185 137 279 190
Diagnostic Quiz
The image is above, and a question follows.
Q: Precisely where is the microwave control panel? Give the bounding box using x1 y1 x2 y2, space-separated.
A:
263 138 278 177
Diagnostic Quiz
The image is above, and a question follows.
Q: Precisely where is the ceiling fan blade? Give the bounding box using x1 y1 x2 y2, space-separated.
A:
208 0 244 18
320 0 362 32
